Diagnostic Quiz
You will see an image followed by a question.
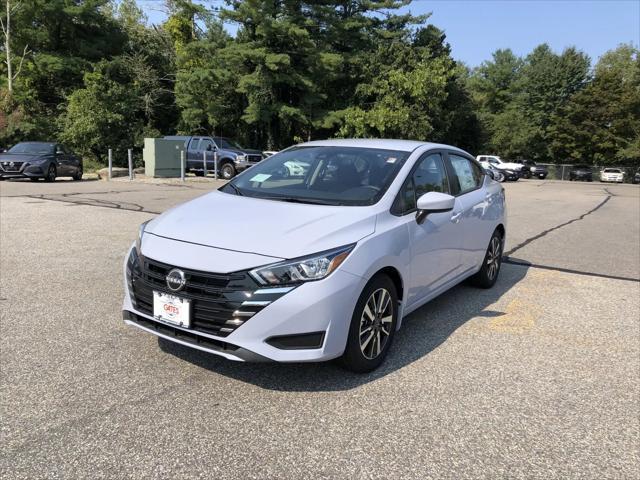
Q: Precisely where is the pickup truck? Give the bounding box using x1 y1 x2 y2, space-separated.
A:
164 136 264 179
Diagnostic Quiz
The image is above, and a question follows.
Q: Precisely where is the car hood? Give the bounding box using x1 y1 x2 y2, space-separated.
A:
225 148 263 156
497 162 523 170
0 153 51 162
146 191 377 259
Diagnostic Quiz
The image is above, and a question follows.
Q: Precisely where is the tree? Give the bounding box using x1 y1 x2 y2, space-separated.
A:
59 60 143 164
1 0 30 94
549 44 640 166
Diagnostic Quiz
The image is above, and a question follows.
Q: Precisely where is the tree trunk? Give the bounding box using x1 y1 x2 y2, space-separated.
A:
5 0 12 93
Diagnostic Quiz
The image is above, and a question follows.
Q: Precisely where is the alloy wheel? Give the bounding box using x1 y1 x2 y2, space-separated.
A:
359 288 393 360
486 236 502 280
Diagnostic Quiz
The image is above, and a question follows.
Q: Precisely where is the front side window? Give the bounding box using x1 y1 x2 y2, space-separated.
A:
449 154 484 195
221 146 410 206
392 153 448 215
200 139 214 151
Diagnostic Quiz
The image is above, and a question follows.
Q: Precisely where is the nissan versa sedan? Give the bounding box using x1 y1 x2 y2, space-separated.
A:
123 139 506 372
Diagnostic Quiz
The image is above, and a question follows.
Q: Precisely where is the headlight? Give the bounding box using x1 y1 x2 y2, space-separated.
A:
136 220 151 254
235 154 246 163
249 244 355 285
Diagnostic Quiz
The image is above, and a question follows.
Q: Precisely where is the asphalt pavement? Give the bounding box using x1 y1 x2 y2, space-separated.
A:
1 177 638 478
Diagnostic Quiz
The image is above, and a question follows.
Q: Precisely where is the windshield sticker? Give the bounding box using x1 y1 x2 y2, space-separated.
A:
386 157 397 164
250 173 272 183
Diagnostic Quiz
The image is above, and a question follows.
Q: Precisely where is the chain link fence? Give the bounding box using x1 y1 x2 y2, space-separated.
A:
536 164 639 182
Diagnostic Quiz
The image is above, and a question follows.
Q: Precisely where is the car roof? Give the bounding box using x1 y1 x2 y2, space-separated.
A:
297 138 470 154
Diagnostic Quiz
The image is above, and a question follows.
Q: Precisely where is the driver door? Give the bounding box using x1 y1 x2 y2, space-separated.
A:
55 144 72 175
394 152 465 308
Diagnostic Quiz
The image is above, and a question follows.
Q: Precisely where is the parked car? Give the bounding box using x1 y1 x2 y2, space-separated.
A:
476 155 524 174
569 165 593 182
600 168 625 183
165 136 263 179
519 159 548 179
123 139 506 372
633 168 640 184
479 160 518 181
483 165 505 182
0 142 82 182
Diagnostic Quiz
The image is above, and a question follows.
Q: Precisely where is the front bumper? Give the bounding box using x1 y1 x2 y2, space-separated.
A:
122 244 366 363
0 163 44 178
234 159 261 171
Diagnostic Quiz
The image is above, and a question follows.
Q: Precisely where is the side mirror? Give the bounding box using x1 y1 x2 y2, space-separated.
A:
415 192 455 224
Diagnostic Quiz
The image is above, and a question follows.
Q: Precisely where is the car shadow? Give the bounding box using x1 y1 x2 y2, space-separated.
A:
158 263 529 391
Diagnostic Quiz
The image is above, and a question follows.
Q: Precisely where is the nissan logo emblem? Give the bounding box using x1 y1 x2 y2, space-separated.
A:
166 268 186 292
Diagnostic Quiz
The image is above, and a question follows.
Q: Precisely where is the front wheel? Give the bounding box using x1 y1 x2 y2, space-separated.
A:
341 274 398 373
469 229 503 289
73 165 83 181
220 163 236 180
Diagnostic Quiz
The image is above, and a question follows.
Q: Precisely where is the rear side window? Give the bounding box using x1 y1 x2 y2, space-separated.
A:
392 153 449 215
448 154 484 195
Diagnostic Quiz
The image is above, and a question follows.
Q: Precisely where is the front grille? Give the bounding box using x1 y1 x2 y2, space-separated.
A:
247 155 262 163
1 162 23 172
128 251 290 338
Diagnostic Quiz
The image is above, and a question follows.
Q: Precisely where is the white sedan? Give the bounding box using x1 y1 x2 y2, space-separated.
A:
600 168 625 183
124 139 506 372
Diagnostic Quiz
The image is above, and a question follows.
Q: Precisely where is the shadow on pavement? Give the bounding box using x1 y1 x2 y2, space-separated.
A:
159 264 528 391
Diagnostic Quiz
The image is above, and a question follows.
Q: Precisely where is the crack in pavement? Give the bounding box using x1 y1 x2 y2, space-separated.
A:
504 190 612 257
503 258 639 283
21 193 161 214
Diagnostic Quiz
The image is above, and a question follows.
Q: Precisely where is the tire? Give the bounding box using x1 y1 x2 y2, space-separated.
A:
220 163 236 180
539 174 547 179
44 164 56 182
30 177 40 182
73 165 83 181
468 229 504 289
341 274 398 373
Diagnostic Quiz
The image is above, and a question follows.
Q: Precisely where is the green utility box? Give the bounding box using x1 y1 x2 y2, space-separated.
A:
143 138 185 177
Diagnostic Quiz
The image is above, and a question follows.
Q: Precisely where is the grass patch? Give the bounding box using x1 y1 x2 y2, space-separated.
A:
82 158 104 173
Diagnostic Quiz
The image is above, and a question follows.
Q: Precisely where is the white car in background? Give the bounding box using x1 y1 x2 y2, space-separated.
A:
600 168 625 183
476 155 524 173
124 139 506 372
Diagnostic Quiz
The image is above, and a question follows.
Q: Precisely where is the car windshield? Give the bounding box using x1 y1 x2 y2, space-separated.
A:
220 146 410 206
603 168 621 173
218 138 243 150
8 142 55 155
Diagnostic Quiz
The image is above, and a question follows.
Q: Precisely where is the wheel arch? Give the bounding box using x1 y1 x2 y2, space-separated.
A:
370 266 405 330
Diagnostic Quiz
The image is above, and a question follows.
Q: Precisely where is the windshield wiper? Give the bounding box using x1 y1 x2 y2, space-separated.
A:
271 196 337 205
227 183 244 196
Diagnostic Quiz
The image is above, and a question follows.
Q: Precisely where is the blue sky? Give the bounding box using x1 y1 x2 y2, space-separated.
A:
137 0 640 67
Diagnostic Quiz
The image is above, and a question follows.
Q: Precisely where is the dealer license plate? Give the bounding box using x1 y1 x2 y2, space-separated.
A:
153 291 191 328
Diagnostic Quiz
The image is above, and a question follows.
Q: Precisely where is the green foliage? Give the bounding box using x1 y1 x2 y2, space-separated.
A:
0 0 637 170
549 44 640 166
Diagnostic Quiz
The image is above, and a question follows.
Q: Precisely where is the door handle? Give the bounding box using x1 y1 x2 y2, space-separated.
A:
450 211 463 223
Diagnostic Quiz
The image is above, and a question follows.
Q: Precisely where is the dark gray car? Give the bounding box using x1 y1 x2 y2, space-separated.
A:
0 142 83 182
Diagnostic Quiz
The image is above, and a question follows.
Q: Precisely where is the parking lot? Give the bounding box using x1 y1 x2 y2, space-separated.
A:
1 178 639 478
